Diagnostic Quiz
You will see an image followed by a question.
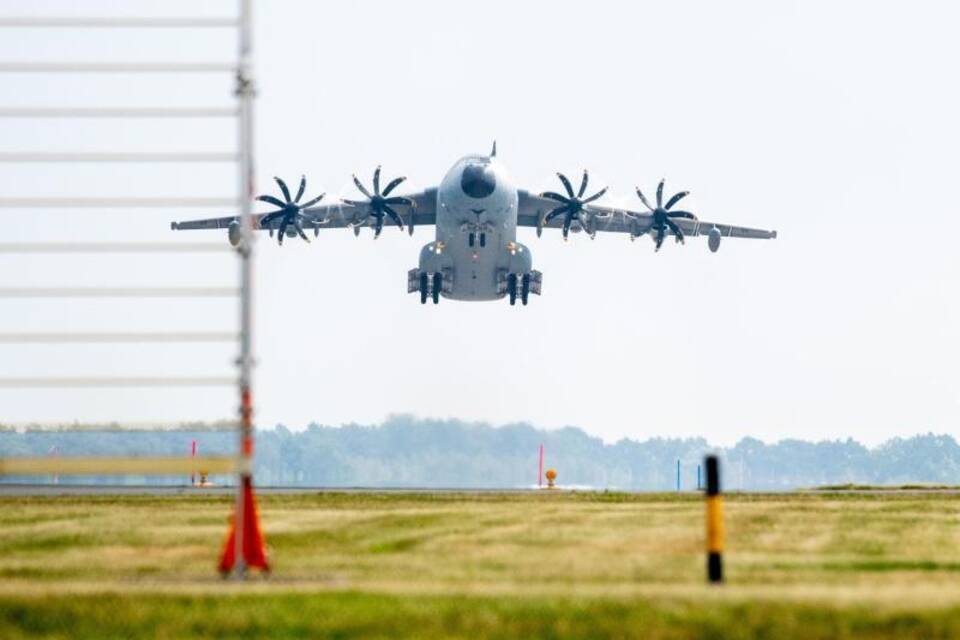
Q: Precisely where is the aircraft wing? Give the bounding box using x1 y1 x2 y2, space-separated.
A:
171 188 437 235
516 190 776 243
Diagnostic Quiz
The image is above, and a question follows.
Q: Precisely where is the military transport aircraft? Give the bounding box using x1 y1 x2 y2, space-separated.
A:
171 144 777 305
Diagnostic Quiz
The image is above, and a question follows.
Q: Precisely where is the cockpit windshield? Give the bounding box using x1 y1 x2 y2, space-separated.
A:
460 163 496 199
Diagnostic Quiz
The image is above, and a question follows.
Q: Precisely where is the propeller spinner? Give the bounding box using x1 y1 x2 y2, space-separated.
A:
257 176 325 245
343 166 412 238
633 179 697 251
540 171 609 240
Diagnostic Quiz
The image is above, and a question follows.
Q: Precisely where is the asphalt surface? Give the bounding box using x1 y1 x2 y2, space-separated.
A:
0 484 548 496
2 484 959 496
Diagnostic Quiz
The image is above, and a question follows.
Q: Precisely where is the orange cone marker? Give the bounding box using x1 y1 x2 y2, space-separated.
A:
218 475 269 574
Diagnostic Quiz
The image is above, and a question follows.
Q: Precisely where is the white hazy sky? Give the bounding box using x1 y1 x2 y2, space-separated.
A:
0 1 958 446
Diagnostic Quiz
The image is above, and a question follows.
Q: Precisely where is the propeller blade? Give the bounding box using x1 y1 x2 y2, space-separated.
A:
656 180 664 208
541 191 570 203
384 196 412 206
577 170 589 198
665 217 685 244
300 193 325 208
373 215 385 239
381 176 406 197
256 194 286 208
667 210 697 220
352 175 372 199
258 210 283 227
342 199 366 207
383 204 405 230
274 177 292 203
562 212 574 239
277 219 290 245
582 187 607 204
544 204 569 223
654 226 666 251
557 172 575 198
294 175 307 203
635 188 654 212
664 190 689 210
294 220 311 243
373 165 382 195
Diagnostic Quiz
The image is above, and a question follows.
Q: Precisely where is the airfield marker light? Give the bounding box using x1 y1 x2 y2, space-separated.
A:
545 468 557 489
705 455 724 584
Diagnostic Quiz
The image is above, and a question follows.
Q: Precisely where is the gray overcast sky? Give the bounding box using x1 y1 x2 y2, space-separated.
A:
0 1 958 445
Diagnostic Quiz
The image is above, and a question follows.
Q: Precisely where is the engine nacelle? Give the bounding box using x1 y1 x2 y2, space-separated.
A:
708 226 722 253
227 220 243 247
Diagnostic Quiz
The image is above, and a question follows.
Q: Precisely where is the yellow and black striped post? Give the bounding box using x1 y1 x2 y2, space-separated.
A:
705 455 724 583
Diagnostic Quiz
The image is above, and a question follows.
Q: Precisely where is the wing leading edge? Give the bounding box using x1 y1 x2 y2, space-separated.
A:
171 188 437 235
517 190 777 244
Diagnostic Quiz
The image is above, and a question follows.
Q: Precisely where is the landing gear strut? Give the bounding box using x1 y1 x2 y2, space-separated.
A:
507 273 518 306
432 272 442 304
419 273 428 304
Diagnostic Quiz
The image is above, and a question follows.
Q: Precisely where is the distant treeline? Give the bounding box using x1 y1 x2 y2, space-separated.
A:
2 415 959 490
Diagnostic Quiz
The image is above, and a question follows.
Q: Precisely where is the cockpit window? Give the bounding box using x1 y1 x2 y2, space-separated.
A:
461 163 496 199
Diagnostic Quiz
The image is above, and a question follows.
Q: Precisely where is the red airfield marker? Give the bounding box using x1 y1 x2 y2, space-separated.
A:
538 443 544 488
190 439 197 486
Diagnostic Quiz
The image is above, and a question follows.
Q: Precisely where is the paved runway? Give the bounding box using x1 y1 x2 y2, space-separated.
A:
0 483 547 496
2 483 958 496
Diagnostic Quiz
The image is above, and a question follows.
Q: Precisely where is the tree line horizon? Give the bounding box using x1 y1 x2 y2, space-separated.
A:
2 415 957 489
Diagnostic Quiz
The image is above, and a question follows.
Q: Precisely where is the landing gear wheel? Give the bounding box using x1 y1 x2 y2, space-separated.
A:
521 273 530 306
419 272 428 305
432 272 442 304
507 273 518 306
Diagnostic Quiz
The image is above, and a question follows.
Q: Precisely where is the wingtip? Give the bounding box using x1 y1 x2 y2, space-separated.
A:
170 222 178 230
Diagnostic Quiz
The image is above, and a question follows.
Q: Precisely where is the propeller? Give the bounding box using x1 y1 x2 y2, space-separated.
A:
343 165 412 238
633 179 697 251
256 175 325 245
540 171 609 240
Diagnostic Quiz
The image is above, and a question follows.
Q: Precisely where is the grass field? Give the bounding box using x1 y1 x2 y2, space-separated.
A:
2 490 960 638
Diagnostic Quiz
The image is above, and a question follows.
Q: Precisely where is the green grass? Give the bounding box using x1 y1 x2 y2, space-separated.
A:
2 491 960 638
813 483 960 491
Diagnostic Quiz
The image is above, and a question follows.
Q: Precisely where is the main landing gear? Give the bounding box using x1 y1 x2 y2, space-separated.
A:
506 273 532 306
501 270 542 306
415 271 443 305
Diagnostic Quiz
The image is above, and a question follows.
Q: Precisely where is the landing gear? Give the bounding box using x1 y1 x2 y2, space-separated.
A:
414 270 443 305
419 272 429 305
432 272 442 304
499 269 542 306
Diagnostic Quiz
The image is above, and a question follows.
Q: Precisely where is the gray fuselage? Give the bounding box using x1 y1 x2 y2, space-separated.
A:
417 155 532 301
